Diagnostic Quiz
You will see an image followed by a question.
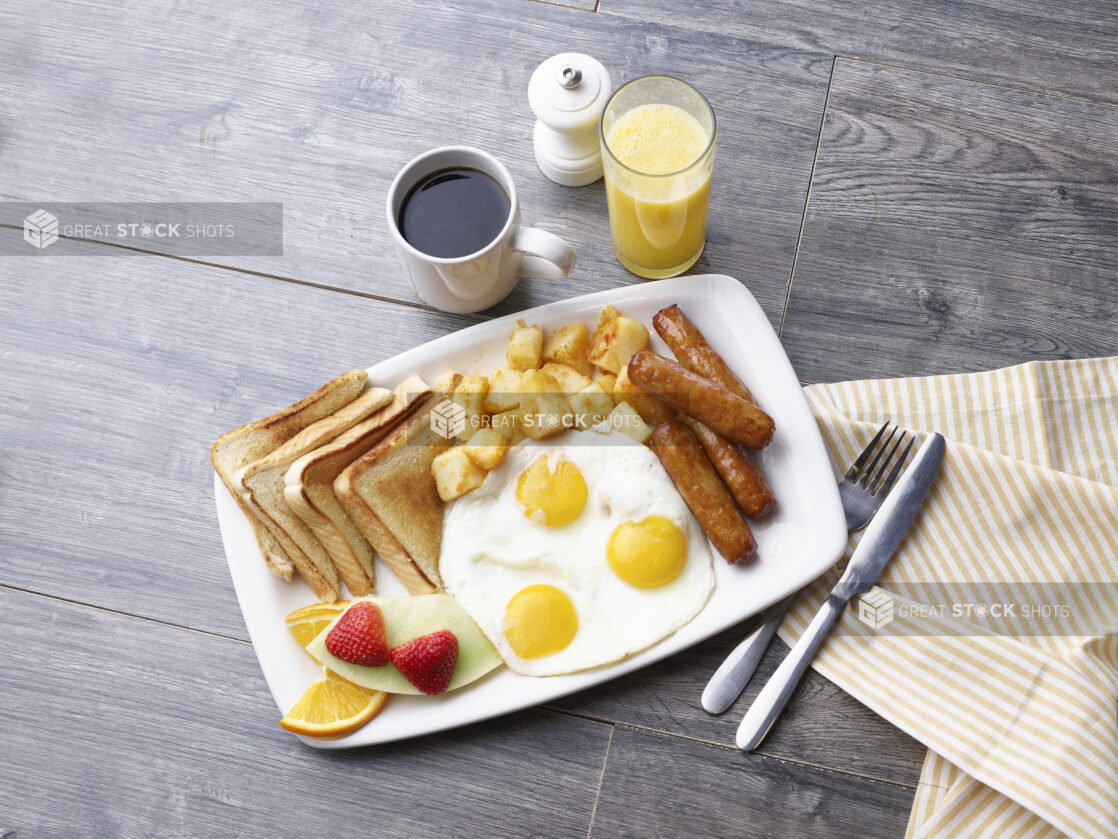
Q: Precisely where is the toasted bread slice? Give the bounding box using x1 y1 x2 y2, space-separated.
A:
238 386 393 600
283 375 432 596
335 371 461 594
210 370 368 581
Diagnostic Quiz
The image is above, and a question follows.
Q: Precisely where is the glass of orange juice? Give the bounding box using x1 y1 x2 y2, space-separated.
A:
600 75 716 279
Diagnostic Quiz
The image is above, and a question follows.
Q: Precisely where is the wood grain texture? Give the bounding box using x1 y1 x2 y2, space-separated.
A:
590 725 913 839
0 255 475 638
552 622 926 785
599 0 1118 106
0 0 829 323
780 60 1118 381
0 587 610 838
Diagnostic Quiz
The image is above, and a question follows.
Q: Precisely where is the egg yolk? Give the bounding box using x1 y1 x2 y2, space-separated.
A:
515 456 587 527
607 516 688 588
504 585 578 659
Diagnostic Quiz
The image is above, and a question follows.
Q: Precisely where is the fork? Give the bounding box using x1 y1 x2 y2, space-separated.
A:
701 422 914 715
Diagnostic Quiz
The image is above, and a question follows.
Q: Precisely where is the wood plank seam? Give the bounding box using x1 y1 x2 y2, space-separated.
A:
778 55 837 339
838 54 1118 111
585 724 616 839
524 0 600 12
0 222 484 323
544 705 920 790
0 581 253 646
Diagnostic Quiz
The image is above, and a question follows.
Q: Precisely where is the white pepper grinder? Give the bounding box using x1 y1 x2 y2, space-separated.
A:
528 53 613 187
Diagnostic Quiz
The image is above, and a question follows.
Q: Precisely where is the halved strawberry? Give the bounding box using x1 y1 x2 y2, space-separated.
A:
325 602 389 667
389 630 459 695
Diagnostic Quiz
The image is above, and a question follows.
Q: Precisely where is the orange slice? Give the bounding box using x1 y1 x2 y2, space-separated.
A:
285 600 350 649
279 669 386 738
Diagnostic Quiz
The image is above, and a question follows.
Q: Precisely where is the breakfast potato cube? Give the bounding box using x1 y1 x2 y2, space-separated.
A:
507 320 544 371
520 370 571 440
484 367 523 413
490 409 526 446
614 365 676 425
452 375 489 439
595 373 617 398
521 368 563 394
540 362 591 396
542 322 593 377
608 401 652 445
568 380 613 429
588 314 649 374
432 446 488 501
597 305 620 330
463 428 508 471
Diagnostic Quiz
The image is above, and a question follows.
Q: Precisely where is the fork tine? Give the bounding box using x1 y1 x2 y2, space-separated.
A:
868 430 905 491
843 422 891 480
871 434 915 495
857 425 899 487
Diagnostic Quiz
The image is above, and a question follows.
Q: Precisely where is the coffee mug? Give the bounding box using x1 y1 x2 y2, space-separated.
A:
386 146 577 313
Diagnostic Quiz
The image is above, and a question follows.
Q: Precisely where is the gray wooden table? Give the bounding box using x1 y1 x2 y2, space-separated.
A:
2 1 1115 836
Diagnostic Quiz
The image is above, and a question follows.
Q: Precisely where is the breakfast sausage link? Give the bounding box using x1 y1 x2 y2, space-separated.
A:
650 421 757 564
678 416 777 518
652 304 758 405
628 350 775 449
653 304 779 510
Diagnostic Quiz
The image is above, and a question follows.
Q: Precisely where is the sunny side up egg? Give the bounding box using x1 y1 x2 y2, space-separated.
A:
439 428 715 677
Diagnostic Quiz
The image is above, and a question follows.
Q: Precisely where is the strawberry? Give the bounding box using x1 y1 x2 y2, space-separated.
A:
324 602 389 667
389 630 459 695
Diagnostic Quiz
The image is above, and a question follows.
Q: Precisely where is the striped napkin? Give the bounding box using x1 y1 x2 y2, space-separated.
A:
781 358 1118 839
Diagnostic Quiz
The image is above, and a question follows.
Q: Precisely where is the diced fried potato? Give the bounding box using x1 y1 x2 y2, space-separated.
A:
540 362 591 396
432 446 487 501
568 380 613 429
507 320 544 371
463 428 508 471
596 305 620 330
452 375 489 440
595 373 617 398
588 315 649 374
614 365 676 425
490 409 526 446
483 367 523 413
607 402 652 445
542 322 593 377
521 368 563 394
520 370 571 440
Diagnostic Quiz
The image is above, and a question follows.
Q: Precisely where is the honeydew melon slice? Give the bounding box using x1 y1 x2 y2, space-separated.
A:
305 594 502 694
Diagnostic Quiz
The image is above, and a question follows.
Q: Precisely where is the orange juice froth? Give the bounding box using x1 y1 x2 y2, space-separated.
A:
605 103 713 278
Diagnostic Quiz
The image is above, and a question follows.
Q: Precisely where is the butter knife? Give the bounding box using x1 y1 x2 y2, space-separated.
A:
736 432 945 751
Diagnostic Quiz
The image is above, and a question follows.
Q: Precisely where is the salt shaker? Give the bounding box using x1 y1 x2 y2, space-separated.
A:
528 53 613 187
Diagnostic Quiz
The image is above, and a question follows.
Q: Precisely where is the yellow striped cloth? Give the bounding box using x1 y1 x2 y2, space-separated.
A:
782 358 1118 839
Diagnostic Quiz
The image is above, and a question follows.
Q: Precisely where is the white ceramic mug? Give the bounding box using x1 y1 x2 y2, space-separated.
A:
386 146 577 313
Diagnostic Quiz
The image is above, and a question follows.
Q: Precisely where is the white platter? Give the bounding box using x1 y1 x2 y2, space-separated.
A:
214 273 846 748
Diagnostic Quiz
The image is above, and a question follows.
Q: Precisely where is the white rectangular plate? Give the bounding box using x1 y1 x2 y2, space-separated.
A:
214 274 847 748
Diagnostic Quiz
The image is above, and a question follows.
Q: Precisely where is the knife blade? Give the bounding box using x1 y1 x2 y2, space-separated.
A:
735 431 945 751
830 432 946 600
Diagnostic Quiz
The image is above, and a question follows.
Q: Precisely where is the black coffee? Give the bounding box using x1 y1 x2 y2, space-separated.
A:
398 167 511 258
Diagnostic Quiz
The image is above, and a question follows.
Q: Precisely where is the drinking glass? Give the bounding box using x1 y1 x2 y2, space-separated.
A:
600 76 717 279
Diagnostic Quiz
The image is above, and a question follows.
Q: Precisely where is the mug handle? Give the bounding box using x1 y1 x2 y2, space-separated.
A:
511 227 577 281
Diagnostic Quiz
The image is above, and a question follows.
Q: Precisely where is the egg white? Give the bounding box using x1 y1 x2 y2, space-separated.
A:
439 428 715 676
